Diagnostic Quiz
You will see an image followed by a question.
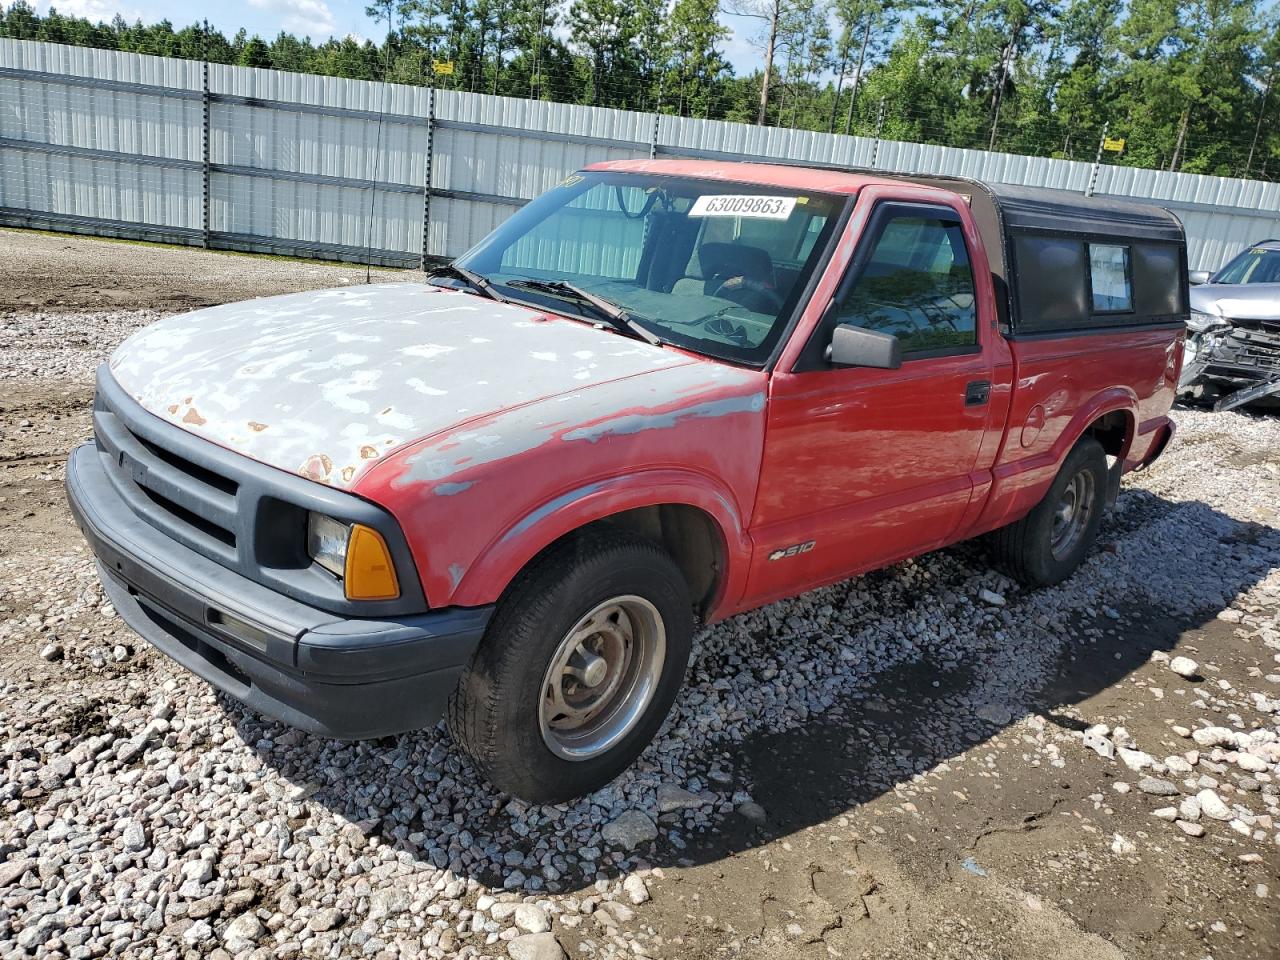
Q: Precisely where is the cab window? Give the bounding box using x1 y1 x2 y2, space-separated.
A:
835 212 978 355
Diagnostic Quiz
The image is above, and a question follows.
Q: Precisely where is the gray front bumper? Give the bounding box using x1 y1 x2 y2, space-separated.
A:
66 442 492 739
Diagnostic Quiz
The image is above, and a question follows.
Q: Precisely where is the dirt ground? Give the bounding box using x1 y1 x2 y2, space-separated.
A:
0 228 408 314
1 229 1278 960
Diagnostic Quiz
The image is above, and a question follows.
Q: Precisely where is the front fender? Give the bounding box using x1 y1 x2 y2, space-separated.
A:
449 469 754 619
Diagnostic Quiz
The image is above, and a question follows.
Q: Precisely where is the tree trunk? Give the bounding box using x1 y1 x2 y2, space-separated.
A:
828 52 847 133
1245 69 1273 177
1169 105 1190 171
988 42 1011 151
491 16 503 96
757 0 779 125
844 17 871 137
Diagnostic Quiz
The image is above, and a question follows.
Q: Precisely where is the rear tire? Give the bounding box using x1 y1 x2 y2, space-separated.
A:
446 527 693 803
990 436 1108 587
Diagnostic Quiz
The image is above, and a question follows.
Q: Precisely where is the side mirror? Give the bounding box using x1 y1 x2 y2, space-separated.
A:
1188 270 1211 286
827 322 902 369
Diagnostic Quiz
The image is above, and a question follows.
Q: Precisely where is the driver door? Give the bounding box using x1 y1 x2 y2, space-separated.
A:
746 200 998 604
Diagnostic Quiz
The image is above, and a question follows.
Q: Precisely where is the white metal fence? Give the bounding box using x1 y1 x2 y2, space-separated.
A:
3 37 1280 272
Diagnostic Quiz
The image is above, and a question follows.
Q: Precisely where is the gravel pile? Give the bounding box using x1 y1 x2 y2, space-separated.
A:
0 310 163 384
1 306 1278 960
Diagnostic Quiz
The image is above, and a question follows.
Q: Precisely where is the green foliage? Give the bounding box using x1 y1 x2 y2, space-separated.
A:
3 0 1280 178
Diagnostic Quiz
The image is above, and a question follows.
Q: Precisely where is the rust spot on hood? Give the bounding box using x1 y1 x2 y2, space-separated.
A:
182 407 207 426
248 421 269 432
167 404 179 414
341 465 356 483
300 454 333 482
359 445 379 460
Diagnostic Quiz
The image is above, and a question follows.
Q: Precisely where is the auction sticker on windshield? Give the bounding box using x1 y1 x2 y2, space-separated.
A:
689 195 797 220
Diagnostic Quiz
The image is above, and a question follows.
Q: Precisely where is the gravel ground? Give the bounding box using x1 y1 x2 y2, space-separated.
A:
1 233 1278 960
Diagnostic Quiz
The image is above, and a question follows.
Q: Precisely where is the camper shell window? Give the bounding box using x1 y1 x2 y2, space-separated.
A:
889 176 1188 337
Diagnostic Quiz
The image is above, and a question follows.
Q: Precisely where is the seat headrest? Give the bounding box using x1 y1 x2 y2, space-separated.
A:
699 242 774 283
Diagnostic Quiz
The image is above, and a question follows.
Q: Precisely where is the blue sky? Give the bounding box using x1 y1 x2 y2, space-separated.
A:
36 1 765 73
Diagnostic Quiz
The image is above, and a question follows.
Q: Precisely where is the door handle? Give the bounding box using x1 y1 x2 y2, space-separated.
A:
964 380 991 406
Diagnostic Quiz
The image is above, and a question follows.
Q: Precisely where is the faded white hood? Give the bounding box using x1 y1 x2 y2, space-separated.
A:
108 283 695 487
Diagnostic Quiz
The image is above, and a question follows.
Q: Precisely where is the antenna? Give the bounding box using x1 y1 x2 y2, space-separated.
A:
364 4 396 284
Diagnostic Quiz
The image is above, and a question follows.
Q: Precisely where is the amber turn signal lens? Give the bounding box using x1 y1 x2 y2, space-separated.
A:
343 524 400 600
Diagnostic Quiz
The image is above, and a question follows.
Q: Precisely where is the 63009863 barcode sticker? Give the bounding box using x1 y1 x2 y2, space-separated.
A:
688 195 797 220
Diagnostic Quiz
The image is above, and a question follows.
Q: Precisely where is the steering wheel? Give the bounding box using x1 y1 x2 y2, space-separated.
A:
711 276 785 314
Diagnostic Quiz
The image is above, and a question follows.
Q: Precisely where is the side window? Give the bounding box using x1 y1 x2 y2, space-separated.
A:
1088 243 1133 312
837 214 978 355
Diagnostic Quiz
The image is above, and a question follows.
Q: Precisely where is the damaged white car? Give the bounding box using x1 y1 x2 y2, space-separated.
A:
1180 239 1280 410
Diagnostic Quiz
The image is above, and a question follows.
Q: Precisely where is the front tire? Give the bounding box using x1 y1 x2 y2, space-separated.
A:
990 436 1108 587
446 527 694 803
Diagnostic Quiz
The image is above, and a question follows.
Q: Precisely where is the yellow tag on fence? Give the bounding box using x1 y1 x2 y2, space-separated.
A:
432 60 455 76
1103 137 1126 152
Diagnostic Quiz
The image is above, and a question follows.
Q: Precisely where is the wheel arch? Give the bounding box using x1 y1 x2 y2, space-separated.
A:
1054 388 1139 468
447 471 752 621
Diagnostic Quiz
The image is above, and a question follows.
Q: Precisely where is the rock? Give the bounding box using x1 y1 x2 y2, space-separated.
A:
182 920 213 945
503 870 528 890
979 588 1006 607
0 859 35 887
600 901 635 923
121 819 148 852
1153 807 1178 821
508 932 566 960
222 913 264 951
1136 776 1179 796
187 895 223 919
655 784 707 814
39 642 63 662
1175 820 1205 837
514 903 550 934
1191 726 1238 748
1179 796 1202 821
1237 753 1269 773
1118 748 1154 772
976 703 1013 725
1169 656 1199 679
1197 789 1232 821
115 738 147 764
601 811 658 850
1110 834 1136 854
736 801 768 825
622 874 650 905
308 907 345 932
367 888 410 921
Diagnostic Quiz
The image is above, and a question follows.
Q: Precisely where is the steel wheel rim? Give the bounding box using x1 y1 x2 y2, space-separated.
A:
538 595 666 761
1050 469 1095 560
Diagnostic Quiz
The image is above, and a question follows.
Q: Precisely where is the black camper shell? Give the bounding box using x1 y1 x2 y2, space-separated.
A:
894 175 1189 337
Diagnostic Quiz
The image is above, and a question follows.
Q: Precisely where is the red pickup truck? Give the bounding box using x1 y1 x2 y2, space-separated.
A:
67 160 1186 802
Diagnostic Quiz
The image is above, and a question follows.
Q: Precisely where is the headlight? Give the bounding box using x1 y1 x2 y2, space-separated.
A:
307 513 401 601
307 513 350 577
1187 310 1230 333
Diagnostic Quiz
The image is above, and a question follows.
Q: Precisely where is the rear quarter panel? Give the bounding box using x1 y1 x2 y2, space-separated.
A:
971 325 1182 534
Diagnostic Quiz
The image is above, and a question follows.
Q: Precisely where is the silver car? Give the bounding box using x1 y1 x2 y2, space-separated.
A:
1181 239 1280 409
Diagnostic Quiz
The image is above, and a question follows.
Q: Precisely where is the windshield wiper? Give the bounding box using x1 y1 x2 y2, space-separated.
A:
507 279 662 346
427 263 507 302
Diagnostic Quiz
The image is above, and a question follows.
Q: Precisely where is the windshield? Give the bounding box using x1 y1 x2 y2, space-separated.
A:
1213 246 1280 284
454 171 845 364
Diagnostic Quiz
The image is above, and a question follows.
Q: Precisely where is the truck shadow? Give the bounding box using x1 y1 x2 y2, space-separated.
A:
232 487 1279 895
